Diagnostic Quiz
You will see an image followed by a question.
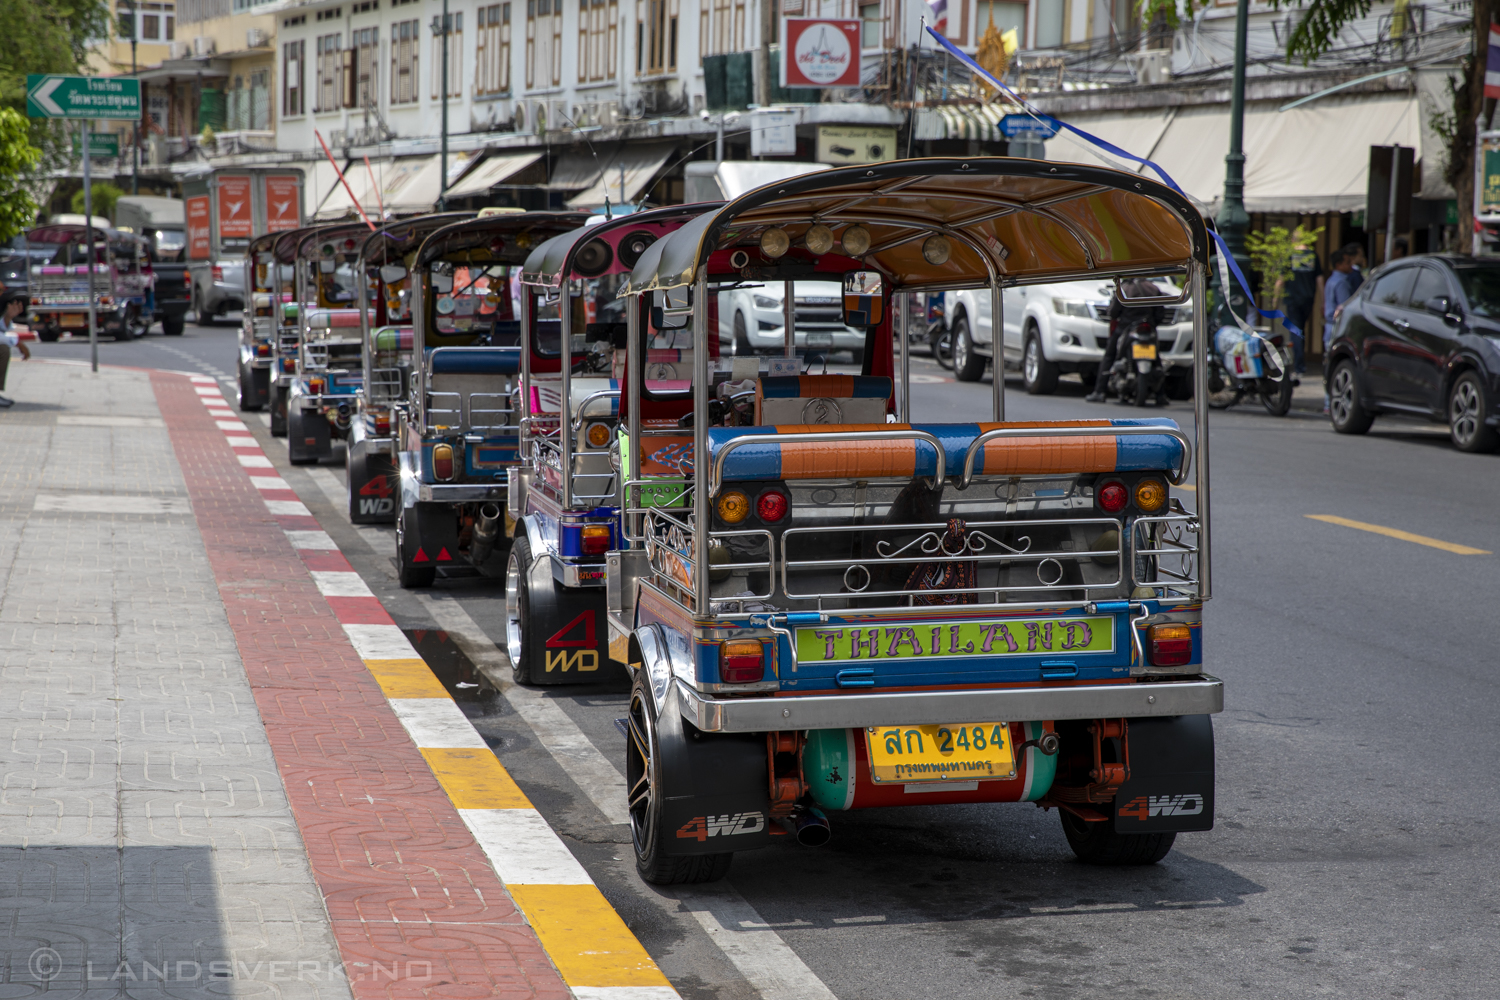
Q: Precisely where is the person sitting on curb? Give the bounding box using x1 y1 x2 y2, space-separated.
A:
0 291 31 408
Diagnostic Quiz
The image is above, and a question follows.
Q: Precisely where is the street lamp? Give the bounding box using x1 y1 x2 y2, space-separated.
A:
430 4 450 211
1214 0 1251 326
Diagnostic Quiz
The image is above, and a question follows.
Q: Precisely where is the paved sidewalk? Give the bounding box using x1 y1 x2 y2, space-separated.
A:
0 361 350 998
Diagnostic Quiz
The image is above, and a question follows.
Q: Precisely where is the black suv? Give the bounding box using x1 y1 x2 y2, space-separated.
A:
1327 254 1500 452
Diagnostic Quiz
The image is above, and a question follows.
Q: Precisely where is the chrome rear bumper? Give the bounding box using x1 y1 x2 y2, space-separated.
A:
676 675 1223 733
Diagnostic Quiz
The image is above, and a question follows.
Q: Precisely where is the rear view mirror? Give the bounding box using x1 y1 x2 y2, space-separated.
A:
843 271 884 327
380 264 407 283
1424 295 1452 317
650 288 691 331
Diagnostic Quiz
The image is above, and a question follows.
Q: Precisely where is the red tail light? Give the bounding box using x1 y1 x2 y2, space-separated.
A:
1098 481 1128 514
756 490 789 522
720 639 765 683
374 413 391 435
211 266 224 283
1148 624 1193 666
432 443 455 480
581 525 611 555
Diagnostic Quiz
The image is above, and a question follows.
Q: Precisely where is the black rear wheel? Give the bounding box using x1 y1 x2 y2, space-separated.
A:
1328 359 1374 435
930 325 953 369
1449 371 1500 453
952 315 986 382
504 535 536 684
1060 809 1176 865
626 678 734 885
732 312 754 356
395 505 436 588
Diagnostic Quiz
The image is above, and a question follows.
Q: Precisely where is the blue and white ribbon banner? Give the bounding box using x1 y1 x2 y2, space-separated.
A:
922 26 1301 342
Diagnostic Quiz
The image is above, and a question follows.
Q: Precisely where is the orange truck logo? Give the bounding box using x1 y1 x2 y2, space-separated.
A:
676 812 766 841
1118 794 1204 820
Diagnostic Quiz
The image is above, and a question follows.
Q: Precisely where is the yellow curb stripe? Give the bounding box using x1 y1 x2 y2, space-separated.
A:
509 883 675 989
421 747 534 809
1306 515 1491 555
365 657 451 698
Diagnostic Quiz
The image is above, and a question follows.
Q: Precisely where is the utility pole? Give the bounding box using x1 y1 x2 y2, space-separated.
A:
758 0 774 107
127 0 139 194
432 3 450 210
1214 0 1251 326
83 119 98 373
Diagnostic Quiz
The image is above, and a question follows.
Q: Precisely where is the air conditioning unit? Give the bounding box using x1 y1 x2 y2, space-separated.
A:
552 100 570 131
246 28 269 48
598 101 618 127
192 36 217 57
1131 50 1171 86
168 41 190 60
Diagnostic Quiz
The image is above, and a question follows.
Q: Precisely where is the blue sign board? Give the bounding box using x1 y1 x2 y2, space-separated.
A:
999 114 1058 140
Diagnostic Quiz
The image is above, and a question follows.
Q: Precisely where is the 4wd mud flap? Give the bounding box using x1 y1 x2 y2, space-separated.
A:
399 501 462 571
1112 714 1214 833
524 551 614 686
654 686 774 856
348 442 396 524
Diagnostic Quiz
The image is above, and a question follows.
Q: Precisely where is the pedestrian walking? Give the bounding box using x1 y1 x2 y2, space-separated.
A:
1322 249 1357 412
1283 238 1321 375
0 291 31 408
1342 243 1367 294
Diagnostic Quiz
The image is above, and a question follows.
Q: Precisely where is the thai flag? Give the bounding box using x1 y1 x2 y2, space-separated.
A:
927 0 947 35
1487 22 1500 99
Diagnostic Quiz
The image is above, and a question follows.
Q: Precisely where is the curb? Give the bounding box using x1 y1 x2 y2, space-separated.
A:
183 377 678 1000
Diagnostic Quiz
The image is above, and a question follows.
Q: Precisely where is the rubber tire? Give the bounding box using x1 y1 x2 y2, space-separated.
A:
285 408 317 466
162 316 184 336
732 312 754 356
36 326 60 343
1060 810 1176 865
952 314 986 383
237 367 263 412
931 325 953 369
1135 369 1151 407
1260 375 1294 417
504 535 537 684
270 386 288 437
1328 359 1374 435
1022 331 1060 395
1448 370 1500 453
626 676 735 885
1164 370 1193 400
395 504 437 588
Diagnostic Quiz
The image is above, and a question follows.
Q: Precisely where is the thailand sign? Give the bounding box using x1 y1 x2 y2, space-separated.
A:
782 18 861 89
795 616 1114 665
27 75 141 120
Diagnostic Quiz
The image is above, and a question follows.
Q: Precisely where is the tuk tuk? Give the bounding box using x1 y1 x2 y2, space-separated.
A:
282 223 373 464
24 223 154 342
506 204 724 684
606 158 1221 884
348 213 475 523
395 211 590 588
238 230 297 411
263 226 320 433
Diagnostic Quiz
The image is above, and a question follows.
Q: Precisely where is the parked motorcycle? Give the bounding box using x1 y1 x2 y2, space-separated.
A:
1104 321 1170 406
1208 325 1295 416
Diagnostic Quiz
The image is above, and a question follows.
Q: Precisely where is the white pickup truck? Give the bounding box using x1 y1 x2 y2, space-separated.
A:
944 279 1195 395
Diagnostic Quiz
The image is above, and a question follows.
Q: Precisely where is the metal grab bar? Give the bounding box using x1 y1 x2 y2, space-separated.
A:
570 389 621 429
708 428 946 496
957 424 1194 490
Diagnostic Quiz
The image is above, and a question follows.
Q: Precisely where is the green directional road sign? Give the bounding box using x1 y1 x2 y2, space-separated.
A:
26 74 140 120
71 132 121 158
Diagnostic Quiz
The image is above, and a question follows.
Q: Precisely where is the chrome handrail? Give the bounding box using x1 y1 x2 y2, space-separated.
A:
957 424 1194 489
570 389 622 428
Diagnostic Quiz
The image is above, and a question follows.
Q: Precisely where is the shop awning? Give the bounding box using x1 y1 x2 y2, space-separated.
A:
444 151 546 199
1056 93 1423 214
913 102 1020 142
565 142 678 209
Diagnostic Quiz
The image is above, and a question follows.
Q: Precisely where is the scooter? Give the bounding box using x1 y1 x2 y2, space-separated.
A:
1105 321 1169 406
1207 325 1295 416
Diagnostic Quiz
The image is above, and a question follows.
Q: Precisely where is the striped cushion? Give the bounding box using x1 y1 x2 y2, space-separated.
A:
706 419 1184 482
758 376 892 399
306 309 362 329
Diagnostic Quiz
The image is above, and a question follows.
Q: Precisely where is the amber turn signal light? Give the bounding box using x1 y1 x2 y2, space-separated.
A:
432 443 455 481
581 524 611 555
716 490 750 524
1148 623 1193 667
1135 479 1167 512
720 639 766 683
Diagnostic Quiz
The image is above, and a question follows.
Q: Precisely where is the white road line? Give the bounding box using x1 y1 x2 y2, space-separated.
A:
284 529 338 549
461 809 594 884
249 476 290 490
572 989 682 1000
263 499 313 516
672 889 840 1000
237 454 274 469
226 435 259 448
310 570 373 597
388 698 489 749
216 419 248 431
342 622 419 659
414 593 632 827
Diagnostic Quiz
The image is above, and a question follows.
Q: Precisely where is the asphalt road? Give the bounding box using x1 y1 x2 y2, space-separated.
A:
42 323 1500 998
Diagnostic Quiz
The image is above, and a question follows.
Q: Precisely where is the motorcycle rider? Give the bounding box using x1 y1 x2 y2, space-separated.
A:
1086 277 1166 404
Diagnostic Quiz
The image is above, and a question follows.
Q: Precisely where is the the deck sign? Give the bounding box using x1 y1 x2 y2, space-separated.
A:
782 18 861 88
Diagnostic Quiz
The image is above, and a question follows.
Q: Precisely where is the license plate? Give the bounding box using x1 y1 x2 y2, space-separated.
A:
806 332 835 348
61 314 85 326
1132 342 1158 360
866 723 1015 783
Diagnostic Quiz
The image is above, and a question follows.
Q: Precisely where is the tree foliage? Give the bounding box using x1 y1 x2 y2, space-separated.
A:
1134 0 1383 63
0 108 43 239
1246 225 1323 305
0 0 112 174
72 179 124 221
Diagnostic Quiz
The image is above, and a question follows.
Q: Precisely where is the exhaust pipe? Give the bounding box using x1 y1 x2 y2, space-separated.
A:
794 807 831 847
471 503 504 565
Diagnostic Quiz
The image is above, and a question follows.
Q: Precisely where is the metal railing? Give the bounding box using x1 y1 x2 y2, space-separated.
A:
427 385 518 434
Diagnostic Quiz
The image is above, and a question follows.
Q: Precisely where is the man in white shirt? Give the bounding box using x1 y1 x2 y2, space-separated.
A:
0 292 32 408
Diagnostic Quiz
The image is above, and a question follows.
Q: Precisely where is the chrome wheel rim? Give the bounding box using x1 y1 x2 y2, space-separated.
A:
954 323 969 369
1451 379 1481 445
1024 339 1039 383
626 687 658 859
504 550 524 664
1330 366 1355 425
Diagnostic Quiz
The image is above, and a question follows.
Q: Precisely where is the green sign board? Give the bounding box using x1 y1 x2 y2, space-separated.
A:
71 133 121 158
26 74 141 120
